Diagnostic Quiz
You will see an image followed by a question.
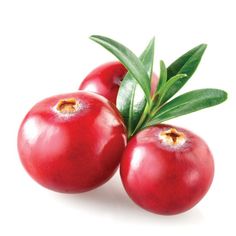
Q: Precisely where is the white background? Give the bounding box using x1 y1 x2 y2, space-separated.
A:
0 0 235 235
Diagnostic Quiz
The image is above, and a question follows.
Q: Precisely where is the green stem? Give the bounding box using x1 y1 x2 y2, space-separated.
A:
130 95 164 138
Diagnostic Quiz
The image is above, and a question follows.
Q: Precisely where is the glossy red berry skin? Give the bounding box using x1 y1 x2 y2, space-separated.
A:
120 124 214 215
79 61 158 104
79 62 127 104
18 91 127 193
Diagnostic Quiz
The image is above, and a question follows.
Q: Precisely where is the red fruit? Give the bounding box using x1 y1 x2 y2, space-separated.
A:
120 124 214 215
79 61 158 104
79 62 126 104
18 91 127 193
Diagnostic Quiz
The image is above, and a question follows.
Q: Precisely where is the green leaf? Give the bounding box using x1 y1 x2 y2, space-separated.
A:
144 89 227 127
156 60 167 92
156 74 188 107
90 35 151 104
117 38 155 136
162 44 207 104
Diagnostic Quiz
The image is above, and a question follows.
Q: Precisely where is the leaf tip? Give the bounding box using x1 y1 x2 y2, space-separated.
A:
151 36 155 42
89 35 103 42
160 59 165 65
214 89 228 102
222 90 228 101
200 43 208 51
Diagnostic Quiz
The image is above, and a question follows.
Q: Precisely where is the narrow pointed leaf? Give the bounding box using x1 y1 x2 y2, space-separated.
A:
117 38 155 134
90 35 151 104
156 60 167 92
145 89 227 127
157 74 188 107
167 44 207 78
162 44 207 103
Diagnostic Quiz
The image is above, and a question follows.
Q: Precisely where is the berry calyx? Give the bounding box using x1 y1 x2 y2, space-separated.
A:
56 98 79 113
159 128 186 147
